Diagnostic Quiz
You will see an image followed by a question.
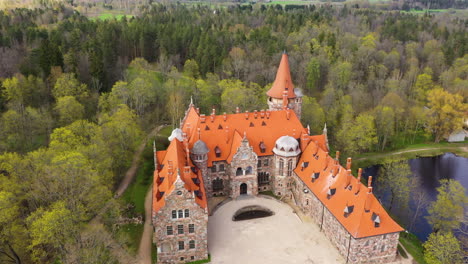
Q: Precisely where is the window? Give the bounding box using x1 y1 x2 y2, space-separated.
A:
189 224 195 233
236 167 243 176
178 225 184 234
279 159 284 176
172 210 177 219
213 178 223 192
219 164 225 171
178 241 184 250
245 166 253 175
178 210 183 218
258 172 269 185
189 240 195 249
259 141 266 153
166 226 173 235
191 256 195 260
264 159 269 166
211 166 216 173
287 159 293 176
215 146 221 157
185 209 189 218
180 257 184 261
258 160 262 167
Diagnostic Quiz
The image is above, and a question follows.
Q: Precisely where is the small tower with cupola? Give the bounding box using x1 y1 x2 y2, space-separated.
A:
272 135 301 197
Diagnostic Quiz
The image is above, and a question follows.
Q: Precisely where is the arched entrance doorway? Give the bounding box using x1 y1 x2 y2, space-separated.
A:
240 183 247 195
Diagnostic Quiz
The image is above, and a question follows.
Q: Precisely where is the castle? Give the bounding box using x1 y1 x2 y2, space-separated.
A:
152 53 403 264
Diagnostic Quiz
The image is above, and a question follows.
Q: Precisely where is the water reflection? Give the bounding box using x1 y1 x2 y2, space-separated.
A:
363 152 468 242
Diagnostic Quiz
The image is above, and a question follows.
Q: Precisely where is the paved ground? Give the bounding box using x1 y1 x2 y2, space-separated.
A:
208 196 345 264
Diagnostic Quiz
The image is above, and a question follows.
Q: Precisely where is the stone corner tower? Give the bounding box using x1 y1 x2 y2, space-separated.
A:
266 52 302 120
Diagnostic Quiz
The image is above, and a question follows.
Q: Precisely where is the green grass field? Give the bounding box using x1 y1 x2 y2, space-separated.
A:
89 12 134 21
399 232 427 264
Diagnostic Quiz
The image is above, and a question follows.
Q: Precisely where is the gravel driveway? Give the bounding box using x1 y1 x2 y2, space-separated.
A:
208 196 345 264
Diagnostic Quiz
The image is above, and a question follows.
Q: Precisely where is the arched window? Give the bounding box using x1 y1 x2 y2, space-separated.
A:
236 167 243 176
279 159 284 176
246 166 253 175
178 210 183 218
287 159 293 176
184 209 189 218
213 178 223 192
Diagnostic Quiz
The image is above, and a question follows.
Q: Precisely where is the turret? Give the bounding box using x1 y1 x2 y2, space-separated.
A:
266 52 302 119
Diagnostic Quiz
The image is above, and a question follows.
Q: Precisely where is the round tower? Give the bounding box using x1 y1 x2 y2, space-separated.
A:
267 52 302 119
272 136 301 198
190 139 210 195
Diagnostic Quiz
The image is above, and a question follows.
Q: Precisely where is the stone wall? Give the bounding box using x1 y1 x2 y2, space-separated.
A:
153 183 208 264
348 233 400 263
209 161 229 197
321 207 351 257
290 175 400 264
229 137 258 198
257 155 274 192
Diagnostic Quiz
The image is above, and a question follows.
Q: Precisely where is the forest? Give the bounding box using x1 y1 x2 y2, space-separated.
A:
0 2 467 264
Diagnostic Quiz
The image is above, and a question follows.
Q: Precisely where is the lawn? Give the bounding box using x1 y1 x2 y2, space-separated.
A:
399 232 426 264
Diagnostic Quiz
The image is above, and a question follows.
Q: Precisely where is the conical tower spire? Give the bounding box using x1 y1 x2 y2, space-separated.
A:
267 53 296 99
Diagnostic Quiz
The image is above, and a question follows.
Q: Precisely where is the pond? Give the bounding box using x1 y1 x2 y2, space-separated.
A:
363 152 468 242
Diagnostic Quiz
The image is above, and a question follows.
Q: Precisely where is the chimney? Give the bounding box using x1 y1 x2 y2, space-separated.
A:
355 168 362 194
225 126 229 143
266 110 270 119
346 169 352 187
286 108 290 120
292 128 296 137
368 176 373 194
200 114 206 123
364 175 373 212
346 157 352 170
307 124 310 135
196 108 200 114
223 112 227 121
336 151 340 161
254 110 258 119
260 110 265 118
245 111 249 120
211 108 215 122
236 107 240 114
197 128 201 140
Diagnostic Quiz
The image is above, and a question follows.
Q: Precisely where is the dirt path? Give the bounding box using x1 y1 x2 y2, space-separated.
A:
115 125 166 197
86 124 166 264
137 185 154 264
356 145 468 161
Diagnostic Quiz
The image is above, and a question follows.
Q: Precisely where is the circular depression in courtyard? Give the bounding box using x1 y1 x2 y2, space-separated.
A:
208 196 345 264
232 205 274 221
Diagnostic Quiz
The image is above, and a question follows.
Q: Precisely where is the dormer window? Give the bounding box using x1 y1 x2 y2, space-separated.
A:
344 205 354 217
262 121 266 126
372 213 380 227
218 124 223 130
249 122 254 127
205 125 210 130
215 146 221 157
289 147 294 152
327 188 336 199
259 141 266 153
311 172 320 182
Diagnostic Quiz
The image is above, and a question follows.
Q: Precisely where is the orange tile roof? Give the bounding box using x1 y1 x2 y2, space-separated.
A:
267 53 296 99
181 108 318 167
153 139 207 214
294 142 404 238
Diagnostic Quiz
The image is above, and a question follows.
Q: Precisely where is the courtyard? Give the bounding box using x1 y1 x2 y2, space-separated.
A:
207 196 345 264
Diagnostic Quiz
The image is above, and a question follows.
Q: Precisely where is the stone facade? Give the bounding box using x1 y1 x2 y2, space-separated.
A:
153 176 208 264
290 172 400 264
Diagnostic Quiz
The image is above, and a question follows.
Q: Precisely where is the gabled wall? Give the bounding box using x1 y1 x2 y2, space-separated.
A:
153 182 208 264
